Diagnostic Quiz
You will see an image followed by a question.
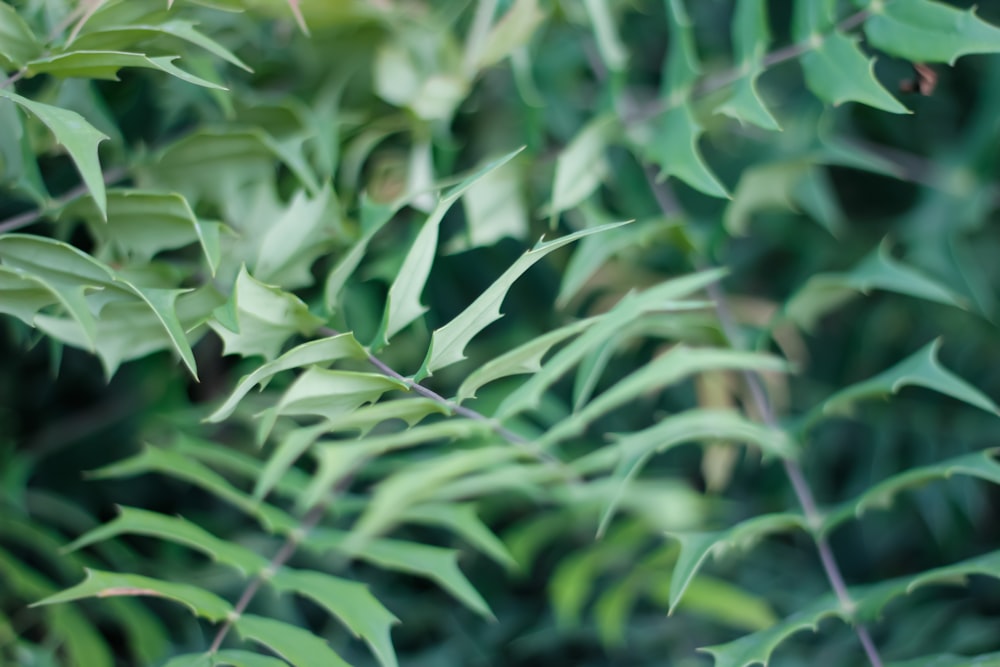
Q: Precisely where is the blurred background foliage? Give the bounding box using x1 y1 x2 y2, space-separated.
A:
2 0 1000 665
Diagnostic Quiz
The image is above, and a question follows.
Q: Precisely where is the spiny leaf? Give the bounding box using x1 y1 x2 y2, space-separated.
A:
236 615 350 667
402 503 517 570
785 241 966 331
205 332 367 423
667 513 809 615
864 1 1000 65
793 1 907 114
254 185 337 288
597 410 797 537
715 0 779 131
641 104 728 198
32 569 232 622
423 221 629 376
271 569 400 667
544 116 616 219
26 51 227 89
0 90 109 218
308 529 494 619
822 448 1000 535
64 507 268 576
208 266 323 361
495 269 728 419
457 316 597 402
807 339 999 430
0 2 42 68
379 148 524 343
538 347 788 448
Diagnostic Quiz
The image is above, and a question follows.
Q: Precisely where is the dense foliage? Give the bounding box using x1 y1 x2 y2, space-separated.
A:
2 0 1000 665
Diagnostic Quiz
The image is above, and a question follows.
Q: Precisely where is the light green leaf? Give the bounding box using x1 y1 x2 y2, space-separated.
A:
495 269 727 419
208 266 323 361
792 0 905 112
0 3 42 69
785 241 967 330
64 507 268 576
583 0 626 72
822 448 1000 535
206 332 367 423
273 367 407 422
864 1 1000 65
272 569 399 667
68 20 252 72
667 513 808 615
454 157 528 250
308 529 494 618
423 221 628 376
715 72 781 132
32 569 232 622
0 90 109 218
545 116 615 218
402 503 517 570
237 615 350 667
714 0 780 130
538 347 787 448
808 339 999 429
598 410 797 537
164 650 289 667
324 197 398 314
457 316 596 402
380 148 524 343
477 0 546 68
255 185 337 288
675 575 779 633
663 0 700 94
319 396 449 435
299 420 489 510
26 51 226 90
253 422 328 501
725 161 843 236
641 104 728 198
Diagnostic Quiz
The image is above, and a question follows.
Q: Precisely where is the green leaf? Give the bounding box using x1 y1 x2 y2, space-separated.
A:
793 1 907 113
822 448 1000 535
538 347 787 448
0 90 109 218
495 269 727 419
255 185 337 288
785 242 967 331
583 0 626 72
423 221 628 376
308 529 494 618
640 104 728 198
886 651 1000 667
402 503 517 570
457 316 596 402
677 575 779 633
454 156 528 250
32 569 232 622
667 513 808 614
324 197 398 314
0 3 42 69
64 507 268 576
67 20 252 72
26 51 227 90
163 651 290 667
205 332 367 423
715 72 781 132
864 1 1000 65
272 569 400 667
725 161 843 236
208 266 323 361
64 189 222 275
253 422 328 501
477 0 546 69
663 0 700 94
597 410 797 537
544 116 615 219
808 339 999 429
379 148 524 343
272 367 407 422
236 615 350 667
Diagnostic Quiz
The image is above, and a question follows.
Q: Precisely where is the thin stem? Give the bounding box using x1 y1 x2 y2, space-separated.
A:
0 167 128 235
642 170 883 667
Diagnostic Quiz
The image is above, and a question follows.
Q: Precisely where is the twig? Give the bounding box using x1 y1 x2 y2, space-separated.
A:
0 167 128 235
643 170 884 667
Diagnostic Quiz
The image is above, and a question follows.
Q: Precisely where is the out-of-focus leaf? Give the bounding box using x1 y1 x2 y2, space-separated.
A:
271 367 406 422
583 0 626 72
164 651 289 667
208 266 323 361
308 529 494 618
640 104 728 198
255 185 337 288
714 0 779 131
477 0 545 69
807 339 999 429
785 242 967 331
423 221 627 376
272 569 399 667
454 158 528 250
236 615 350 667
0 3 42 68
864 1 1000 64
725 161 843 236
597 410 796 537
822 448 1000 535
32 570 232 622
545 116 615 218
793 1 907 114
64 507 268 576
379 148 524 343
0 90 109 217
402 503 517 570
